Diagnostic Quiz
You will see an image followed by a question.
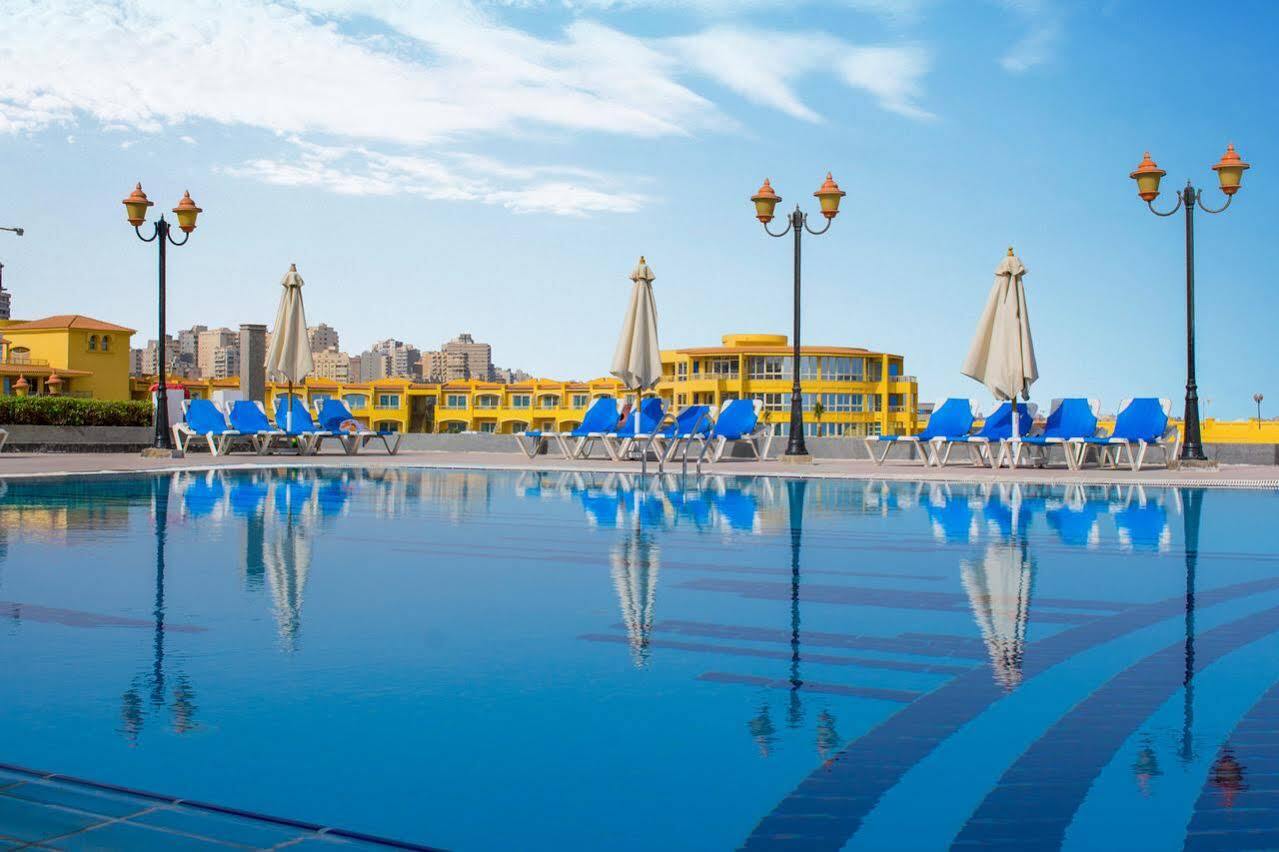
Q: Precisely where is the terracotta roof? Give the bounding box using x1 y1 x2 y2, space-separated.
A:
4 315 137 333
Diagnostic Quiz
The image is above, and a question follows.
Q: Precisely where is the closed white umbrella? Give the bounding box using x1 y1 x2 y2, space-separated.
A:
265 264 314 432
962 248 1038 439
610 256 661 399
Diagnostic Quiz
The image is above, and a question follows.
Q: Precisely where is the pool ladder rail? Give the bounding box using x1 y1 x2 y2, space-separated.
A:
639 407 716 479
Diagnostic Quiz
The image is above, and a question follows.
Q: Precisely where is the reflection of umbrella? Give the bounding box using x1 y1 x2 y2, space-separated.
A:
962 248 1038 439
610 256 661 413
265 264 313 432
610 529 660 668
264 517 312 651
961 540 1034 690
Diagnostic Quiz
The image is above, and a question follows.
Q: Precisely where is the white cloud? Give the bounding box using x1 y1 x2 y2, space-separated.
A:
222 138 647 216
995 0 1062 72
0 0 936 214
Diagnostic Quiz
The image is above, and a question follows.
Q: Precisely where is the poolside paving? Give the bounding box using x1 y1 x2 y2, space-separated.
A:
1 449 1277 489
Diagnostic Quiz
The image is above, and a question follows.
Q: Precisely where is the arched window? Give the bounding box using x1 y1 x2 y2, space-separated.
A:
88 335 98 351
100 336 110 351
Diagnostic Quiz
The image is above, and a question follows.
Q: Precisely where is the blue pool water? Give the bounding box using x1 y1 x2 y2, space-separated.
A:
2 468 1278 850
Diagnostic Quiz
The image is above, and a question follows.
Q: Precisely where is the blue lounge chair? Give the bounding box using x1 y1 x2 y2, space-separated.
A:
604 397 666 461
315 399 401 455
172 398 247 456
865 398 977 466
1074 398 1179 471
708 399 774 462
274 396 340 455
551 396 621 459
227 400 286 455
935 401 1035 467
652 405 715 462
1000 398 1099 470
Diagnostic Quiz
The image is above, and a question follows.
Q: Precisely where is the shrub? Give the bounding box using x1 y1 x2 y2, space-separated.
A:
0 396 153 427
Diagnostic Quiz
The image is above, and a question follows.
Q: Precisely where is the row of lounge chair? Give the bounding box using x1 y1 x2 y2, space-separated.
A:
172 397 402 457
867 397 1181 471
515 397 774 463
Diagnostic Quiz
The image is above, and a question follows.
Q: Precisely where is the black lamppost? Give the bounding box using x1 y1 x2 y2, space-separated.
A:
1131 145 1250 463
0 226 22 237
123 184 203 455
752 174 846 461
1254 393 1264 429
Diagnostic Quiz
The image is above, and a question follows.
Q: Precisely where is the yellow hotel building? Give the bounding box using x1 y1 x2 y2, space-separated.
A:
0 315 136 400
139 333 918 437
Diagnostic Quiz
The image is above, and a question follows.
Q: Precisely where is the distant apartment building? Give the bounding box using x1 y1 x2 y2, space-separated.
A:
129 347 143 376
369 338 420 379
0 263 11 321
308 323 339 353
197 328 237 377
211 345 240 379
141 336 180 377
423 333 494 382
178 325 207 359
350 350 391 383
313 347 351 382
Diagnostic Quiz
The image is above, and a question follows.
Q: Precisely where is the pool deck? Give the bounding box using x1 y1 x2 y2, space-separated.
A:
1 450 1277 488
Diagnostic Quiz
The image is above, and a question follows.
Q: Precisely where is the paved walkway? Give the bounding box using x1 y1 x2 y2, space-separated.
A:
1 449 1277 488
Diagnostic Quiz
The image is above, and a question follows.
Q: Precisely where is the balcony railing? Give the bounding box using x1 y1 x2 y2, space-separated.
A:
888 375 917 384
1 355 50 367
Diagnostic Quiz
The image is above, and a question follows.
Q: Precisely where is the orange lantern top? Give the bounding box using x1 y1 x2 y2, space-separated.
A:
1211 143 1250 195
1129 152 1166 202
122 183 154 226
751 178 782 223
172 190 203 233
813 172 845 219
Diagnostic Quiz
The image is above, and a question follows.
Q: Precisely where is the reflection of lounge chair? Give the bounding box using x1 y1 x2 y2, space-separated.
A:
1046 498 1102 548
935 401 1034 467
714 487 759 532
604 398 666 461
172 399 247 456
229 478 269 517
1075 398 1179 471
1112 487 1171 552
227 401 286 455
581 490 623 528
182 471 226 517
866 398 977 466
274 397 340 455
316 399 401 455
1001 398 1100 470
708 399 774 462
924 484 977 543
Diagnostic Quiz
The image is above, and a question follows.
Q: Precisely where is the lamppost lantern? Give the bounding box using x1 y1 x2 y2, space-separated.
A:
172 191 203 233
1212 143 1249 195
122 183 154 226
813 172 845 219
752 179 782 223
1130 152 1166 202
1136 144 1251 463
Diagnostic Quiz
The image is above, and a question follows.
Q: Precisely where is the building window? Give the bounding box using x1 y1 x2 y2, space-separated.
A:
571 394 590 409
376 393 400 409
747 356 791 380
311 393 332 406
538 394 560 409
747 392 787 412
676 394 688 406
676 362 688 381
100 336 111 351
867 422 882 437
343 394 368 409
510 394 531 409
375 421 401 433
823 356 862 382
475 394 500 409
799 356 820 380
868 360 883 382
821 422 847 437
478 421 496 433
801 392 818 412
706 357 738 378
444 394 468 409
822 393 853 412
88 335 98 351
440 421 465 433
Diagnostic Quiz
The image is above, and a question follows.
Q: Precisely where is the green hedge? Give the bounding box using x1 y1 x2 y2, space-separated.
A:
0 396 153 427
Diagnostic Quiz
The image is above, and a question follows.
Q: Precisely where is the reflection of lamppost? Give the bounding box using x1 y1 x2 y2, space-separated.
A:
1180 487 1202 764
1254 393 1264 429
785 478 807 727
123 184 203 455
1130 145 1250 463
752 174 845 461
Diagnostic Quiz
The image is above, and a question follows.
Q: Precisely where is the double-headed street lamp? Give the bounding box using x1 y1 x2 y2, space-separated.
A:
752 173 845 461
123 184 203 454
1130 144 1249 463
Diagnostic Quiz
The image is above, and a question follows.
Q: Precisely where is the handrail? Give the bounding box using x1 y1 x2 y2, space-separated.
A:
680 408 716 478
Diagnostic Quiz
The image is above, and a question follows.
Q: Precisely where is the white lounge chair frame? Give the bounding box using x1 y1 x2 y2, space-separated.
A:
0 427 7 453
709 399 775 463
172 399 255 456
1072 398 1181 472
935 403 1038 468
865 399 980 467
998 399 1100 470
311 401 401 456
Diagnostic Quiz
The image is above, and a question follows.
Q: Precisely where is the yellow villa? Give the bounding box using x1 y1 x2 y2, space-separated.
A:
0 315 135 399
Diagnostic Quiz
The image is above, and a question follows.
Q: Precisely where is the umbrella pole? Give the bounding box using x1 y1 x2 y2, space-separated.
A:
287 381 293 441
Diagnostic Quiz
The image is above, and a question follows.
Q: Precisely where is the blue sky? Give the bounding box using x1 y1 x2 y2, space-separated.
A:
0 0 1275 416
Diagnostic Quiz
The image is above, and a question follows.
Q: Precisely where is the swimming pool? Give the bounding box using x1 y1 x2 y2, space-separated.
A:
1 468 1277 850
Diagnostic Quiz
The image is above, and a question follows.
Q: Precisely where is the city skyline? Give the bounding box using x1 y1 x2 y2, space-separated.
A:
2 2 1278 415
